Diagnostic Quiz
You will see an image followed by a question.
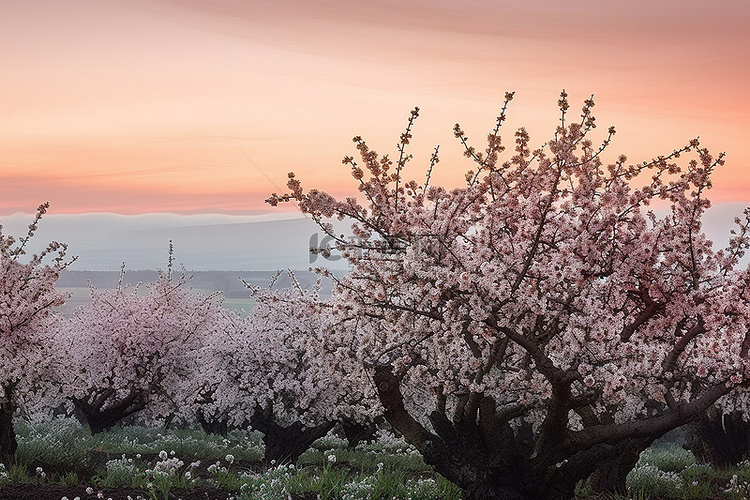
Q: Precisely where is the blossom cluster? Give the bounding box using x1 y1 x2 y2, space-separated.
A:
54 264 228 425
196 271 378 429
0 203 72 411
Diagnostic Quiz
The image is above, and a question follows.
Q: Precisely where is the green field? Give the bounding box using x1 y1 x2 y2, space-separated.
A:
5 419 461 499
54 287 255 317
4 418 750 499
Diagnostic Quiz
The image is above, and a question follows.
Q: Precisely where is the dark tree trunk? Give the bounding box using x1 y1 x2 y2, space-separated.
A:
373 366 705 500
374 366 582 499
686 410 750 466
587 437 653 493
250 405 335 464
163 413 190 430
163 413 176 430
195 389 228 436
73 389 146 434
0 384 17 466
197 409 229 437
341 418 382 448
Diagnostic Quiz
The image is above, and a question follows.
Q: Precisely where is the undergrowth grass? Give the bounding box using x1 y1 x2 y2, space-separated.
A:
8 417 463 499
16 417 750 499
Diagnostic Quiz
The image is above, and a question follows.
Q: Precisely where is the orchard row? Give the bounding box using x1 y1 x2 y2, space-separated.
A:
3 92 750 500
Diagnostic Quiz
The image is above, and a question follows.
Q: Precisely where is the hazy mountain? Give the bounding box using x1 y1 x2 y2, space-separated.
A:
1 202 748 272
0 212 352 271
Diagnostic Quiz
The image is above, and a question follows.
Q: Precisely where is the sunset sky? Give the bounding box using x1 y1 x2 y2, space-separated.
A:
1 0 749 217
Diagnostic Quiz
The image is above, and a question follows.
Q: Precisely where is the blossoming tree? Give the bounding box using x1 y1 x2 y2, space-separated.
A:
197 272 377 463
0 203 72 464
59 259 226 433
268 92 750 499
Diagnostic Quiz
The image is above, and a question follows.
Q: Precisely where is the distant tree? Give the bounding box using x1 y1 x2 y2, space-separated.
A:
269 92 750 499
60 256 225 433
0 203 72 464
197 272 377 464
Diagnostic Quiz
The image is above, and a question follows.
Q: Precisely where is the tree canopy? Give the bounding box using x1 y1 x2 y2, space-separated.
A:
270 91 750 499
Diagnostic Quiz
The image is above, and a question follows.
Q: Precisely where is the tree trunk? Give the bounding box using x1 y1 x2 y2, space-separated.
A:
0 384 17 466
197 409 229 437
341 418 382 448
195 389 228 436
373 366 581 499
73 389 146 434
250 405 335 464
586 437 653 493
373 366 663 500
685 410 750 466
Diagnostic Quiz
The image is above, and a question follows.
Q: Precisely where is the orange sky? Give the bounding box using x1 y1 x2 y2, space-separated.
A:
1 0 749 215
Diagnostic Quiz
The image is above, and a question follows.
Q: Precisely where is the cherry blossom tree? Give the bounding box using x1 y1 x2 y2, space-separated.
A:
59 256 226 433
0 203 72 464
197 272 377 463
268 92 750 499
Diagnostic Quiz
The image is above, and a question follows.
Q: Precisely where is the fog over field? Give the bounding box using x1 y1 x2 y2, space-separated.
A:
1 202 749 272
0 211 352 271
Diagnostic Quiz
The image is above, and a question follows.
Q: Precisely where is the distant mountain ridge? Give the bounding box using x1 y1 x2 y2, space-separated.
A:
3 203 747 273
0 212 352 271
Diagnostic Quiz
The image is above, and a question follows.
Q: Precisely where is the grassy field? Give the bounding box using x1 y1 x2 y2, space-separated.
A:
5 418 750 499
5 418 461 499
53 287 256 316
